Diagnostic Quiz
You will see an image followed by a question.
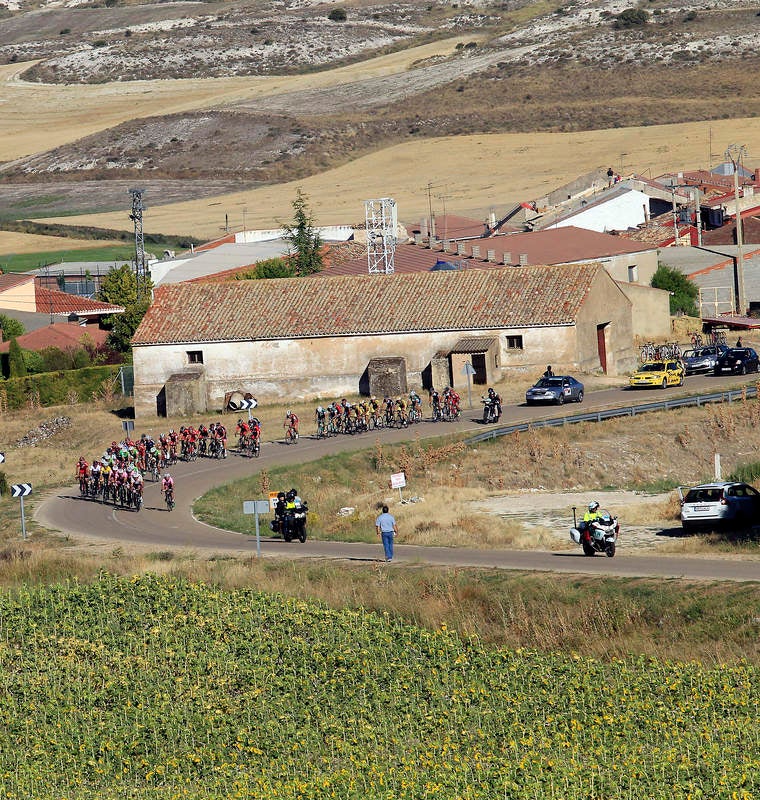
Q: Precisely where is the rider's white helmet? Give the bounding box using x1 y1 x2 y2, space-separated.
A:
588 501 600 512
164 472 171 479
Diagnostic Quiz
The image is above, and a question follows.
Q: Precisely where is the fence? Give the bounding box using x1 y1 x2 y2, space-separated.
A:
466 385 758 445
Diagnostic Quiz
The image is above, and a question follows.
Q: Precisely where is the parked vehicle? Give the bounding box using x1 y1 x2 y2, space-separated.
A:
570 509 619 557
679 481 760 531
526 375 584 405
681 345 728 375
713 347 760 375
629 360 684 389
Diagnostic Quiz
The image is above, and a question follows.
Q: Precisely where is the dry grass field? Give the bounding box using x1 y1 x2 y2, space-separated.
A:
0 230 123 255
33 118 760 237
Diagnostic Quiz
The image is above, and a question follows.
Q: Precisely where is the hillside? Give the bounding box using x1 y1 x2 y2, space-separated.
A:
1 0 759 229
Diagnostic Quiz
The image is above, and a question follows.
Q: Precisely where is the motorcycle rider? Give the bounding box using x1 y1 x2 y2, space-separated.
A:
580 500 601 543
487 387 502 421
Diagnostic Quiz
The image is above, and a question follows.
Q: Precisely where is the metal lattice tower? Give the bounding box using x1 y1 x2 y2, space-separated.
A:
365 198 397 274
129 188 148 298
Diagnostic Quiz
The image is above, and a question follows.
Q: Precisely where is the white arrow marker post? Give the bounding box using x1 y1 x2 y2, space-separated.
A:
241 397 258 423
11 483 32 540
243 499 270 558
462 362 476 409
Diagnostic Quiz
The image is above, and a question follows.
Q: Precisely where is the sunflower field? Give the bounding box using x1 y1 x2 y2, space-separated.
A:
0 574 756 799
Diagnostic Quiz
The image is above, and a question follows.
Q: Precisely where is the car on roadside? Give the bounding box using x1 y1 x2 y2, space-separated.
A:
679 481 760 531
681 345 728 375
628 360 684 389
713 347 760 375
525 375 584 405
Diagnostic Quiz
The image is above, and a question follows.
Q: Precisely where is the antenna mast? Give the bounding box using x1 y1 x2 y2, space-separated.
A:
129 187 148 299
365 198 397 275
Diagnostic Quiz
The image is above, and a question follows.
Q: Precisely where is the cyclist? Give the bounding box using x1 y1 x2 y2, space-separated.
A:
214 421 228 458
395 395 408 427
89 459 101 494
315 405 327 437
236 418 250 450
409 390 421 421
77 456 90 494
284 410 299 441
430 388 442 421
162 472 175 505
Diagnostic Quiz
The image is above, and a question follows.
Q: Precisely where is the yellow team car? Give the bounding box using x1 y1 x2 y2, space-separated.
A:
629 360 685 389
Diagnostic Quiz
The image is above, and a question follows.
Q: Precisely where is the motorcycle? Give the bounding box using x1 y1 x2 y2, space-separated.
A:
481 397 501 424
570 508 619 557
270 505 308 543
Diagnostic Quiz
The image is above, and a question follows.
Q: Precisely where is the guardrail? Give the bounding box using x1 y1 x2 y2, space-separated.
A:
465 385 759 444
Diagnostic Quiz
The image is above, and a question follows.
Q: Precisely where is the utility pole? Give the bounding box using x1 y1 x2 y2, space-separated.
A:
670 185 680 246
726 144 747 315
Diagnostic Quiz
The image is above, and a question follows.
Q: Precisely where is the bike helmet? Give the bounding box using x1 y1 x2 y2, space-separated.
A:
164 472 171 479
290 488 298 496
588 501 600 512
286 410 292 416
317 406 323 412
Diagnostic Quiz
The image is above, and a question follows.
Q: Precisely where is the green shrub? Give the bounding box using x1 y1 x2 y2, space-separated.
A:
614 8 649 27
727 461 760 485
328 7 347 21
1 365 122 410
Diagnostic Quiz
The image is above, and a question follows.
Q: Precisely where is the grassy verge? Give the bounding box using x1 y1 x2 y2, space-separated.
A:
0 245 135 272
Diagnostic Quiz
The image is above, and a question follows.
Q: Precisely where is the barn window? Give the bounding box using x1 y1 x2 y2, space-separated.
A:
505 335 523 350
187 350 204 364
628 264 638 283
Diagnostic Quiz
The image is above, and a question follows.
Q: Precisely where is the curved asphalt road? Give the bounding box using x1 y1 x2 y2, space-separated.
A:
36 374 760 582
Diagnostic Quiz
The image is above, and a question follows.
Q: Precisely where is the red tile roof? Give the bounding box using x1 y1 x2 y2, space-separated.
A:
0 273 35 292
0 323 109 353
34 286 124 316
324 226 651 277
133 264 601 346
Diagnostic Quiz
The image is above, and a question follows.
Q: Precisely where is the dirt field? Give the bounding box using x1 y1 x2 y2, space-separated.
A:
34 117 760 237
0 230 124 255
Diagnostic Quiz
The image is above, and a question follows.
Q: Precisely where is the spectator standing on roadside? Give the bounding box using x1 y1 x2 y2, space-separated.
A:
736 336 743 347
607 166 614 187
375 505 398 562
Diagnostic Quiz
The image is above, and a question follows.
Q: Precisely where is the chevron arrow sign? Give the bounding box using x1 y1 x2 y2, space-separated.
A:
240 398 258 410
0 452 5 463
11 483 32 498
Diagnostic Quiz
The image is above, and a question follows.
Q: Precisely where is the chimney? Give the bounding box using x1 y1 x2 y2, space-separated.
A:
502 251 512 265
471 245 481 259
414 233 423 246
420 218 429 239
487 249 496 262
519 253 529 266
457 242 467 256
442 239 451 253
430 215 436 241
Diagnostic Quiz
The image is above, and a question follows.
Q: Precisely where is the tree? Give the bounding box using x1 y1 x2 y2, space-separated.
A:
233 258 297 280
281 189 324 276
0 314 24 341
651 263 699 316
97 264 152 353
8 338 26 377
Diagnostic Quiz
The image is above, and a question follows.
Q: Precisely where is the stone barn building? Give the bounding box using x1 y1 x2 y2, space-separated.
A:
131 264 660 418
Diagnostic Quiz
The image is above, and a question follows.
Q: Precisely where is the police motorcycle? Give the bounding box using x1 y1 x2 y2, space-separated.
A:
270 489 308 543
570 505 619 558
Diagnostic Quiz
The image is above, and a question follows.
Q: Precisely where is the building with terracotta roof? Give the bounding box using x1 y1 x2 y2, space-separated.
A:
0 322 109 355
325 226 659 286
0 273 124 322
131 264 666 417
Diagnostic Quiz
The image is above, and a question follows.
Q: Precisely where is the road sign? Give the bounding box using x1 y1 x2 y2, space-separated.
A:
390 472 406 489
240 398 258 410
242 499 270 558
463 361 475 409
11 483 32 497
122 420 135 434
0 452 5 463
462 362 476 376
243 500 270 515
